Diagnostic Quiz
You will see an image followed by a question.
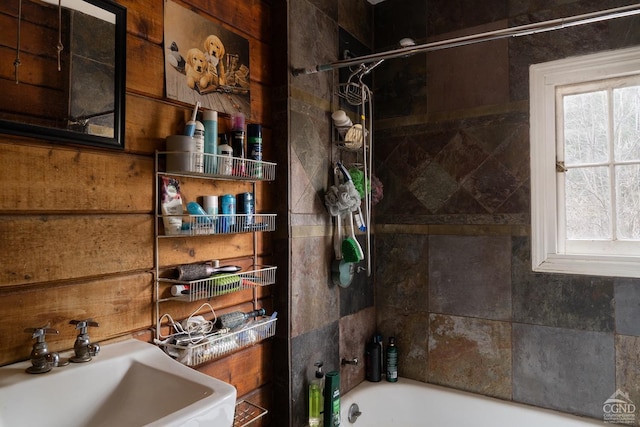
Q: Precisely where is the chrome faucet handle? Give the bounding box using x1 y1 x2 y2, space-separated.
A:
24 326 59 374
69 319 99 334
69 319 100 363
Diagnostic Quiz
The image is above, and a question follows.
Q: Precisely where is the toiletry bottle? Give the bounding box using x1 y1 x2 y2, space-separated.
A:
247 123 262 178
309 361 324 427
237 192 255 227
217 134 233 176
324 371 340 427
202 110 218 174
231 113 245 175
375 333 384 375
215 308 265 330
386 336 398 382
365 336 381 382
193 120 205 173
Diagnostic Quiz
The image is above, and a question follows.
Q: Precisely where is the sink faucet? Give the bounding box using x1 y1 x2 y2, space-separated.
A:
69 319 100 363
24 326 68 374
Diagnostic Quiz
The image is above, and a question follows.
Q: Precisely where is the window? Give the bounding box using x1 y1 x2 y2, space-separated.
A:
530 46 640 278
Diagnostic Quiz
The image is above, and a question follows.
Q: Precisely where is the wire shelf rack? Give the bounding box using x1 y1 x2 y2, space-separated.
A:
159 266 277 302
233 400 268 427
159 213 276 237
159 151 277 182
161 316 277 367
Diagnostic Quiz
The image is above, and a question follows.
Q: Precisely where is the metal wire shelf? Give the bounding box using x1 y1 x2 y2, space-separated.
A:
161 316 277 366
159 151 276 182
233 400 268 427
159 266 277 302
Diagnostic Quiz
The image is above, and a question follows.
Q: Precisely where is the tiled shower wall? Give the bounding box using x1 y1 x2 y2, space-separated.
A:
277 1 376 426
373 0 640 422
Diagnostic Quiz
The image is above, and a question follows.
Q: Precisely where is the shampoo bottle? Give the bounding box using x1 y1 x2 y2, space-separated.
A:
202 110 218 174
231 113 245 175
247 123 262 178
217 134 233 176
324 371 340 427
309 361 324 427
365 336 381 382
386 337 398 382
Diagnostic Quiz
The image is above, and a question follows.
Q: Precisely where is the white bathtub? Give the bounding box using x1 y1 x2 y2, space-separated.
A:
339 378 606 426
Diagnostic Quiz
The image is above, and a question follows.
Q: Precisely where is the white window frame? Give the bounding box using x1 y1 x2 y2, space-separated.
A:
530 46 640 278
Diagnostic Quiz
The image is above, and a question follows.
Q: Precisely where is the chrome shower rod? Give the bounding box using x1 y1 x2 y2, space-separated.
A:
292 4 640 76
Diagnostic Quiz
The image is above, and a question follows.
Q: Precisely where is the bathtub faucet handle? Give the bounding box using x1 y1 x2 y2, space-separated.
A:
341 357 359 366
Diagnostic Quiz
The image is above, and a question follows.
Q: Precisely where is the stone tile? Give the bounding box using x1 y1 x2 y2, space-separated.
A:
496 180 530 215
512 323 615 419
375 233 429 313
291 322 340 427
339 307 376 393
374 167 432 218
436 188 490 214
512 236 615 332
291 235 339 338
339 233 374 317
409 161 459 213
377 309 430 383
462 156 520 212
428 314 512 399
615 278 640 336
374 54 428 118
429 235 512 320
427 0 508 36
433 131 489 182
338 2 372 52
373 0 427 49
426 32 509 112
615 335 640 427
290 0 336 100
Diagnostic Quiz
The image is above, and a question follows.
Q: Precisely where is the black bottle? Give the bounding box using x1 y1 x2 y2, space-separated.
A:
365 336 381 382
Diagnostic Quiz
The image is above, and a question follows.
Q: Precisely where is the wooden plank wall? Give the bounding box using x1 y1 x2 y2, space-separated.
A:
0 0 275 423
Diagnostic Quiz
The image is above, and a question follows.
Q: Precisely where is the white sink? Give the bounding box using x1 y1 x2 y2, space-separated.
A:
0 339 237 427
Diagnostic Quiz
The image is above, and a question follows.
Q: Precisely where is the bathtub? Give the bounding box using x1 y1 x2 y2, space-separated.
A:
339 378 606 426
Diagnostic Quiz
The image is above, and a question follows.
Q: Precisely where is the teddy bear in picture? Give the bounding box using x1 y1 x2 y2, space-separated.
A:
203 35 226 88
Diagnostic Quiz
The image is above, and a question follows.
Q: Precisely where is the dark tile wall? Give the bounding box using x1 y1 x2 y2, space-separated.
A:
281 1 375 426
373 0 640 423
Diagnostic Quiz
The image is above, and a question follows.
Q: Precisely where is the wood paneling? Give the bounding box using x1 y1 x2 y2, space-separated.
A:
0 0 276 419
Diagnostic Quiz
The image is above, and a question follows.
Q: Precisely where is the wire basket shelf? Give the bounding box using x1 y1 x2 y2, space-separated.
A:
337 82 369 106
159 266 277 302
233 400 268 427
161 317 277 366
160 151 276 182
159 213 276 237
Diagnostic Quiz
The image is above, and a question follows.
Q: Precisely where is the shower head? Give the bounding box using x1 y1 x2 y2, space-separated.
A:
399 38 416 48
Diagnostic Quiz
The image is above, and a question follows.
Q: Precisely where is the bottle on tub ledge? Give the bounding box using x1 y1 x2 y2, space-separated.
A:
386 336 398 382
309 361 324 427
324 370 340 427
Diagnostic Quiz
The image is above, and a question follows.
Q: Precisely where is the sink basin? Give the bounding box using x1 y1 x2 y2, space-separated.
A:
0 339 237 427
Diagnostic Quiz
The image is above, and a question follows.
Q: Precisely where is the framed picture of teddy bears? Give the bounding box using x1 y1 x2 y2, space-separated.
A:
163 0 250 116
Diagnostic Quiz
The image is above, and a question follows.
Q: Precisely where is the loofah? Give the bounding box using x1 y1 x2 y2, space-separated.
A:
349 167 369 198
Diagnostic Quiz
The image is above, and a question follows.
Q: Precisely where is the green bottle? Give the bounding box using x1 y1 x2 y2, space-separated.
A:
386 337 398 382
309 361 324 427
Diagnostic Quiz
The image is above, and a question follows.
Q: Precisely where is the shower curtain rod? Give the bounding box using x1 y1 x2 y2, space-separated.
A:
292 4 640 76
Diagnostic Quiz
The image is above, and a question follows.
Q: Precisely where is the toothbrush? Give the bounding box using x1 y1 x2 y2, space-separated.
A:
184 101 200 136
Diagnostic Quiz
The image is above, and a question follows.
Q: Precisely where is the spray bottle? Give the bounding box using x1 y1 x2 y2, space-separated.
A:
202 110 218 174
